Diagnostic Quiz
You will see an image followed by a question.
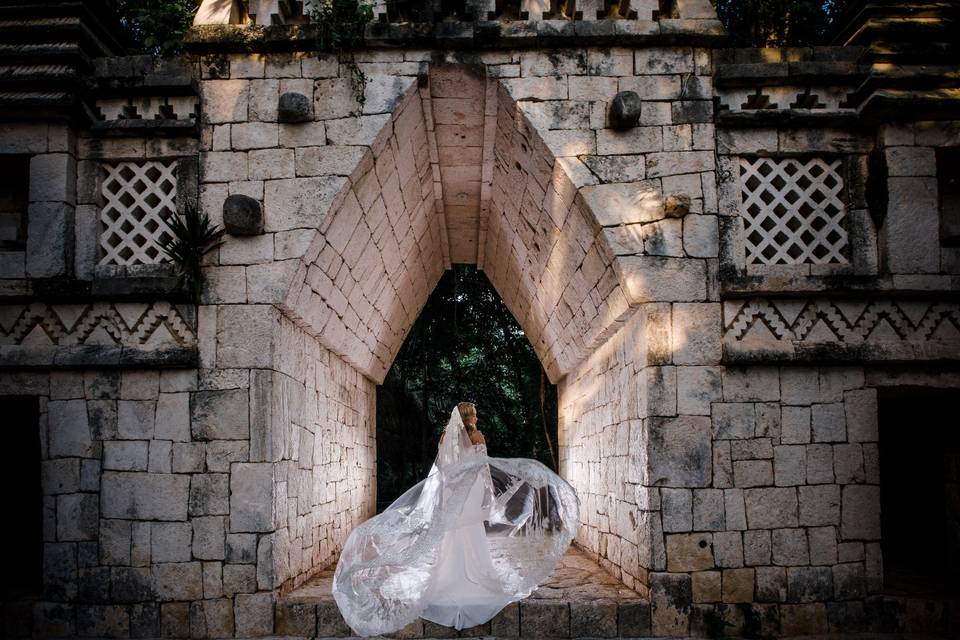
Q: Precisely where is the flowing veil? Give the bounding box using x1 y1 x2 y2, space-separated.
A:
332 406 580 637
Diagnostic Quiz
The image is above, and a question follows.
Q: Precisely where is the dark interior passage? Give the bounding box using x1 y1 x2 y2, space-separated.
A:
375 265 558 511
3 396 42 600
879 387 960 595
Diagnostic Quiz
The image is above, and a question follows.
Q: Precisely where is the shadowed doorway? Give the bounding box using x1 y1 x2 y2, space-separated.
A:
375 265 558 511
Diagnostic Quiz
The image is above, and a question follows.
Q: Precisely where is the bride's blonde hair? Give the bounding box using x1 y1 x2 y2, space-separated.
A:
457 402 477 431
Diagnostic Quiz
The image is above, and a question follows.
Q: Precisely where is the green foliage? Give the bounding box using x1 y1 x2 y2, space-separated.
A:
158 205 224 302
712 0 852 47
114 0 198 56
376 266 558 510
309 0 375 113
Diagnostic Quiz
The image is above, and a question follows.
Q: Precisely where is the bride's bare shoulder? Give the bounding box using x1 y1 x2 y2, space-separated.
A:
470 430 486 445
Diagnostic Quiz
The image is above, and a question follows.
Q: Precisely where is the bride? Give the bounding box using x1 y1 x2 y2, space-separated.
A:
333 402 580 637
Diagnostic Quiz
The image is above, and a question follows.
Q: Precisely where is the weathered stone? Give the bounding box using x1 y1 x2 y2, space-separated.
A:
42 458 80 494
713 531 744 568
712 402 755 439
48 399 93 458
661 488 692 532
103 440 149 471
648 416 712 487
733 459 773 487
230 463 273 532
781 406 811 444
153 562 203 601
811 402 846 442
608 90 641 130
787 566 833 602
316 600 352 636
666 533 713 571
101 472 190 521
275 602 317 636
189 473 230 516
806 444 835 484
570 601 616 638
692 489 724 531
650 572 692 636
744 487 798 529
172 442 205 473
152 522 192 563
223 564 257 595
235 592 274 637
772 528 809 566
844 388 878 442
721 567 754 603
56 493 98 541
519 600 569 637
744 529 771 566
192 389 249 440
223 194 264 235
118 401 155 440
617 600 651 636
692 570 721 603
664 193 691 218
193 516 226 560
841 485 881 540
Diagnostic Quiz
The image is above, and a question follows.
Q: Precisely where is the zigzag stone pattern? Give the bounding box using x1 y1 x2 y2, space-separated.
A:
723 297 960 351
0 301 196 347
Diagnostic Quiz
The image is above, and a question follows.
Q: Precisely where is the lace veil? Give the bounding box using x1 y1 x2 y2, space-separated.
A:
332 406 580 637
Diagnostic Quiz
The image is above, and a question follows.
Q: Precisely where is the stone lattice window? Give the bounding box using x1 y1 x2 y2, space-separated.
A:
739 156 850 265
99 160 178 266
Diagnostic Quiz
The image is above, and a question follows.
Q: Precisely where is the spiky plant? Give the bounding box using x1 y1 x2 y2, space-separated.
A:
158 205 224 303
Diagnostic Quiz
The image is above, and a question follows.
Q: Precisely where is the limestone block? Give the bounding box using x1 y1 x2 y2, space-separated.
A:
692 488 724 531
780 406 811 444
56 493 98 541
326 114 391 146
148 441 171 473
666 532 713 571
118 401 155 440
833 443 864 484
724 488 746 530
596 126 662 155
721 567 754 602
716 128 777 156
682 214 717 257
692 570 721 603
161 602 189 637
713 440 733 488
619 256 706 303
103 441 149 471
643 218 684 255
206 441 249 472
48 399 93 458
151 393 189 442
661 488 692 532
580 180 663 226
110 566 153 603
843 389 877 442
317 600 352 636
811 403 845 442
295 145 367 177
744 487 798 528
193 516 226 560
635 48 694 75
884 177 939 273
247 259 299 303
772 528 809 566
100 519 131 565
539 129 596 157
152 522 192 562
787 567 833 602
644 366 677 417
153 562 203 601
733 460 773 487
583 155 646 183
799 484 840 526
502 77 568 101
744 529 771 566
29 154 75 204
314 78 357 120
230 463 273 532
807 526 837 565
101 472 190 521
885 146 936 177
276 603 318 636
235 592 274 637
202 151 249 183
223 564 257 595
840 485 880 540
202 80 249 124
805 444 834 484
712 402 754 439
172 442 205 473
216 305 275 368
756 566 787 602
650 572 692 636
226 533 257 564
363 75 415 115
832 562 866 599
263 175 348 232
42 459 80 495
677 366 721 415
648 416 712 487
80 459 100 491
198 598 235 638
25 202 70 277
671 303 721 365
774 445 806 486
722 367 780 402
231 123 278 150
76 605 130 637
190 473 230 516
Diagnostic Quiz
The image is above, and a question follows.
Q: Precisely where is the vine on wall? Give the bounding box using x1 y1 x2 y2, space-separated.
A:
310 0 375 113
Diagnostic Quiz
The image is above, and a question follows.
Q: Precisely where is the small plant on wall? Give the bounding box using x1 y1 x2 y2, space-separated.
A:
309 0 375 114
159 205 224 303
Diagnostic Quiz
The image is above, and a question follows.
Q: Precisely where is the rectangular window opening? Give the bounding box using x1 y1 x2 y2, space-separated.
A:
0 155 30 250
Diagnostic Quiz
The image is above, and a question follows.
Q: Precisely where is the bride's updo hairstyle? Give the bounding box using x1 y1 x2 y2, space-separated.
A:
457 401 476 430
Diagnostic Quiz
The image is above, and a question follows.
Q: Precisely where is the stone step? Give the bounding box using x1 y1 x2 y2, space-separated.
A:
278 546 651 638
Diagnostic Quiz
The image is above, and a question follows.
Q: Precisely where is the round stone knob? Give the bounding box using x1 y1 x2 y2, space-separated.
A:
609 91 642 131
222 194 263 235
278 91 312 123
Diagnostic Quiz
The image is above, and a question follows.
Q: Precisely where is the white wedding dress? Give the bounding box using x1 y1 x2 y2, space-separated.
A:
332 407 580 637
